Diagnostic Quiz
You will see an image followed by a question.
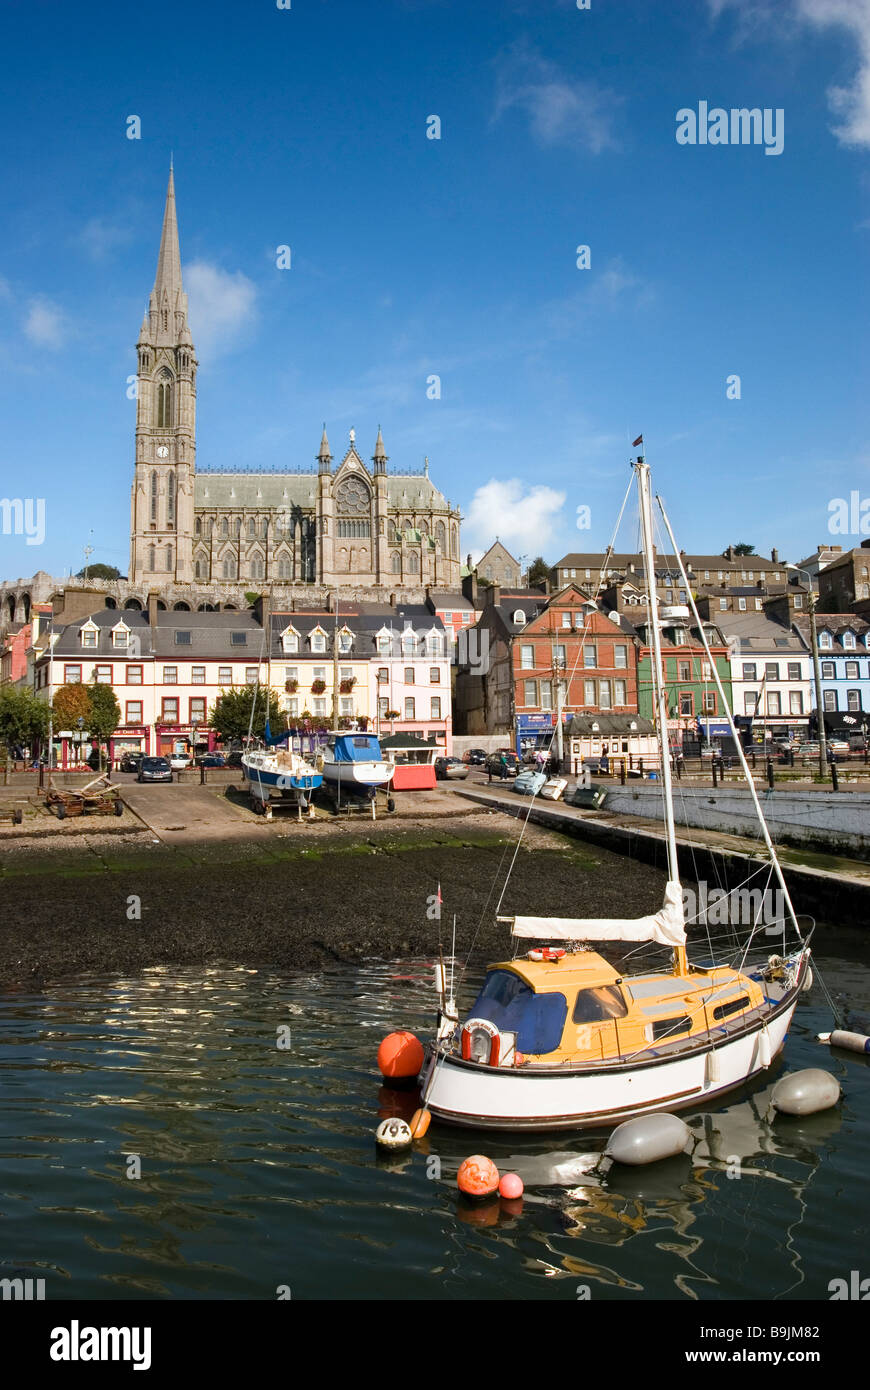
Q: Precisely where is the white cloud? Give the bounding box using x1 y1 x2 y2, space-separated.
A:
710 0 870 148
185 261 258 358
464 478 567 559
77 217 130 261
492 41 620 153
23 297 67 348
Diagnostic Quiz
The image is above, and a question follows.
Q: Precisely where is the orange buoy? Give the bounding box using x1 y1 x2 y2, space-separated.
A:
457 1154 500 1198
514 1052 526 1067
499 1172 524 1199
409 1107 431 1139
377 1031 424 1081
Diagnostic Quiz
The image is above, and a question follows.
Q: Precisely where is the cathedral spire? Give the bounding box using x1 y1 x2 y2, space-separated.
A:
153 164 183 304
373 426 388 474
318 423 333 473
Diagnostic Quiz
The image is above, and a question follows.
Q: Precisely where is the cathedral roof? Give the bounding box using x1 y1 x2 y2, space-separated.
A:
193 472 452 511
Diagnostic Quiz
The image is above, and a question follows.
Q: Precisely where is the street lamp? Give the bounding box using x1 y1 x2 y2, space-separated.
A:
76 716 84 769
786 564 827 779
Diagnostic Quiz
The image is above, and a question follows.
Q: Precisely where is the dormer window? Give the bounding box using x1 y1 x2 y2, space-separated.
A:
311 630 326 653
819 631 832 649
282 629 299 654
338 629 353 653
80 625 98 649
514 611 527 626
111 625 129 648
843 632 856 649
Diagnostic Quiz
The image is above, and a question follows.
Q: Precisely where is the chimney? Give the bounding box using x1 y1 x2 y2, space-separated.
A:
147 591 159 629
771 547 779 563
486 583 501 608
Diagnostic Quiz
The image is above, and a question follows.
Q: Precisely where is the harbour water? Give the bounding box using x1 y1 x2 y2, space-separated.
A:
0 940 867 1301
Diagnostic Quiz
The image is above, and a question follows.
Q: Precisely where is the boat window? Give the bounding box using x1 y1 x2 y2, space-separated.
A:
572 985 628 1023
712 995 749 1021
468 970 567 1055
651 1015 693 1042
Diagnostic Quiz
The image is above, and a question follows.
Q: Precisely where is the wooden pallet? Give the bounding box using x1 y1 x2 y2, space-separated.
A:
44 773 123 820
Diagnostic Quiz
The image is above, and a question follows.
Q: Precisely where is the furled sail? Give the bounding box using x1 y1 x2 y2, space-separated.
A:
508 880 686 946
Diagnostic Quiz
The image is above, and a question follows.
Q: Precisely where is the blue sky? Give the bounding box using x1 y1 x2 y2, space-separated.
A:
0 0 867 579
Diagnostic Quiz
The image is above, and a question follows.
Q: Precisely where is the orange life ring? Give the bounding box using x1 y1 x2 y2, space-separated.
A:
528 947 565 962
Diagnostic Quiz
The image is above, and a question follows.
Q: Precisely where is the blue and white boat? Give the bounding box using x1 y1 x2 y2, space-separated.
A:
315 732 393 798
242 742 322 817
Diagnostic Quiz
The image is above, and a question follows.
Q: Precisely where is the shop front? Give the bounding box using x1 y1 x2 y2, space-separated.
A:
155 724 215 760
110 728 149 766
515 712 556 759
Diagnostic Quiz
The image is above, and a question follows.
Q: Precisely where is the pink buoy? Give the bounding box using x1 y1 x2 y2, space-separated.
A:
499 1172 524 1199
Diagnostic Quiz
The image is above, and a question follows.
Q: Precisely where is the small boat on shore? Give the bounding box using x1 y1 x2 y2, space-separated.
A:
316 732 393 801
242 743 322 817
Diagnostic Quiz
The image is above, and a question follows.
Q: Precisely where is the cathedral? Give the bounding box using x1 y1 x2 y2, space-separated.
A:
129 168 462 594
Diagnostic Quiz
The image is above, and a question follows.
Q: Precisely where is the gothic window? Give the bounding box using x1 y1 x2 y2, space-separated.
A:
148 545 155 571
435 521 446 550
150 471 158 523
277 559 291 579
419 520 428 535
165 546 173 572
223 557 237 579
195 517 202 536
335 475 371 538
391 551 401 573
248 518 256 539
403 518 412 531
261 518 268 539
194 560 203 579
235 518 241 537
451 526 458 558
167 472 175 526
250 557 264 580
156 371 173 428
408 551 420 574
221 518 228 538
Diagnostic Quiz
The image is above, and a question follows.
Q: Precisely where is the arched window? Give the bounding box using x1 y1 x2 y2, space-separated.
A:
156 372 173 428
248 518 256 539
148 545 155 571
391 551 401 573
235 518 242 537
223 557 237 579
150 471 158 522
419 520 428 535
167 472 175 525
165 546 173 572
221 518 229 538
261 518 268 539
435 521 446 550
451 526 458 558
194 560 203 579
408 551 420 574
195 517 202 536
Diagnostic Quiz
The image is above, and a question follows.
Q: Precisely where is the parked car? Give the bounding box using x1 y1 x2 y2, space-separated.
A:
435 756 469 780
195 753 227 768
168 752 191 770
119 751 144 773
463 748 488 766
485 751 521 778
137 757 173 783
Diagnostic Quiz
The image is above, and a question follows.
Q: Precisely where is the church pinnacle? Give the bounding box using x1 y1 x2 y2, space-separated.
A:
142 163 192 348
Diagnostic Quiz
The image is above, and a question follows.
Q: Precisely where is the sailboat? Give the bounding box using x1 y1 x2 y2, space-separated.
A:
420 454 813 1131
241 693 322 816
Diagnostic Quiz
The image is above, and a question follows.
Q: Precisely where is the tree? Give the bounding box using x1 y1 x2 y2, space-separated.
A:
209 687 289 743
76 563 121 581
87 684 121 771
526 556 553 588
732 543 756 556
0 687 50 760
53 683 92 729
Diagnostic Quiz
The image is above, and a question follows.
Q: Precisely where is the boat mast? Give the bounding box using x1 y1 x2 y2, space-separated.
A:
635 453 688 976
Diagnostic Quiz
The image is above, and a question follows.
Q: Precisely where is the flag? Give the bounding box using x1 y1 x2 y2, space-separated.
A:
437 882 442 905
632 434 643 447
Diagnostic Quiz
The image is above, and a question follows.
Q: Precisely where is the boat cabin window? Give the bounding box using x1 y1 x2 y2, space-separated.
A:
572 985 628 1023
712 995 749 1021
469 970 567 1055
651 1015 693 1042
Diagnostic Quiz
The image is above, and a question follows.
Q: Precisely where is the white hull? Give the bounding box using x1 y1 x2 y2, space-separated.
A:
424 992 799 1132
321 761 393 790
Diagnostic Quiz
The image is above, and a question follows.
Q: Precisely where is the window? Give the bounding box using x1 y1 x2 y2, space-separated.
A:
244 667 258 685
189 697 207 723
404 667 415 685
64 664 82 683
520 644 534 670
313 698 327 716
553 644 566 669
738 597 747 611
767 691 782 716
150 470 158 523
584 644 597 668
286 697 299 716
755 598 763 610
848 689 862 712
126 701 143 724
377 635 391 655
161 697 179 723
673 628 686 645
230 632 247 647
192 666 205 684
819 631 832 649
712 996 749 1022
283 632 299 653
112 628 128 648
430 667 440 683
703 692 716 713
541 681 553 710
614 644 627 669
614 679 627 706
404 697 415 721
219 666 232 685
430 697 442 719
222 557 236 579
823 690 838 712
679 661 691 681
572 986 628 1023
679 692 693 716
339 666 353 683
93 665 112 684
175 630 191 646
719 597 727 610
313 667 326 682
651 1016 693 1042
377 667 388 684
599 680 612 710
789 690 803 715
846 661 859 680
765 663 779 680
794 594 803 609
127 665 143 685
821 661 835 679
844 632 856 649
81 628 97 649
523 680 538 706
378 696 389 718
340 698 354 716
163 666 177 684
787 662 801 680
311 632 326 653
744 691 759 714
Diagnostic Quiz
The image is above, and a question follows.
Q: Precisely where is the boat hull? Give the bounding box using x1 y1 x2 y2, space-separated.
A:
424 993 799 1132
321 761 393 790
